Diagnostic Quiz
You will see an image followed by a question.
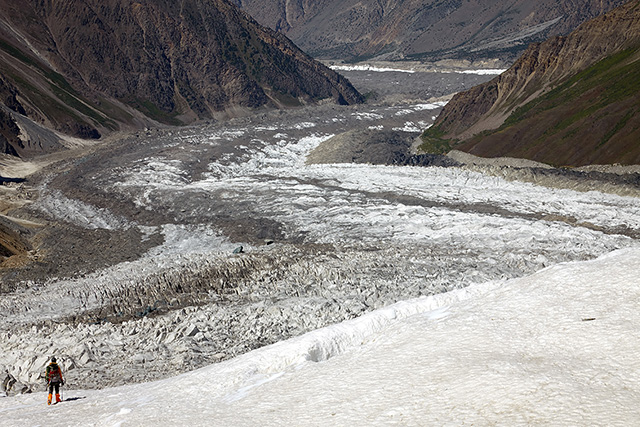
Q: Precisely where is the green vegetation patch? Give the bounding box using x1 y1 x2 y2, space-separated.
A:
0 39 40 69
457 44 640 166
0 38 118 130
501 46 640 133
6 71 89 125
48 83 116 130
599 108 636 147
418 124 453 154
124 97 182 126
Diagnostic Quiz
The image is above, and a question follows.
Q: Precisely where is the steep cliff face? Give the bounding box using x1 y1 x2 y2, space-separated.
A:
233 0 627 61
421 0 640 167
0 0 362 157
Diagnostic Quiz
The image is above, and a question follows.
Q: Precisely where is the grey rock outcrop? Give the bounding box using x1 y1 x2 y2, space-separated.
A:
306 128 459 167
234 0 627 61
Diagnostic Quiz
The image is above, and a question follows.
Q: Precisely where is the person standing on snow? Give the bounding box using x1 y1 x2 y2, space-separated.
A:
45 357 64 405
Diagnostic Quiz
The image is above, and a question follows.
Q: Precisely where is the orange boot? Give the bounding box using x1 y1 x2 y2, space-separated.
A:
47 393 52 405
55 393 62 403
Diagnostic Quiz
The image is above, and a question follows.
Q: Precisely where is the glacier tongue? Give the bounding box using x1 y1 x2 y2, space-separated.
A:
1 91 639 395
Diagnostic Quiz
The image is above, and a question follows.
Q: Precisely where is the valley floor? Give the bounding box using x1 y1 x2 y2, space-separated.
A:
1 67 639 415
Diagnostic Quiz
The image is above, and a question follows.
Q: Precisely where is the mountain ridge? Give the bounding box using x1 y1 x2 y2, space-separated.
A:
233 0 627 62
421 0 640 167
0 0 363 158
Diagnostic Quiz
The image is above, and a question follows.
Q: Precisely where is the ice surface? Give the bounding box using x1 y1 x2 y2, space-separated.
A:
458 69 506 75
2 88 639 414
330 64 417 73
35 190 132 230
1 248 638 426
328 64 506 76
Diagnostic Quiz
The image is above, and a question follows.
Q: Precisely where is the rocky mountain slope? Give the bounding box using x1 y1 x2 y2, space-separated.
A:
0 0 362 158
233 0 627 61
420 0 640 167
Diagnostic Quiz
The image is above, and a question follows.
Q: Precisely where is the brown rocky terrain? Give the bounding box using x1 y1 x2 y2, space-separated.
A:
233 0 626 61
0 0 362 158
421 0 640 167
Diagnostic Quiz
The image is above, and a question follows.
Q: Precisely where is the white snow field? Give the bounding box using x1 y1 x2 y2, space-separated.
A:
1 247 639 426
329 63 506 75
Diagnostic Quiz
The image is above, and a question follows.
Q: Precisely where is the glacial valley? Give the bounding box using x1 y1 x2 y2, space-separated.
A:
1 67 639 394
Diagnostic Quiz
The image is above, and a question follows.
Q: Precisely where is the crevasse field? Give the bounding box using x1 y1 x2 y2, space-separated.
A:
1 68 639 425
2 247 639 425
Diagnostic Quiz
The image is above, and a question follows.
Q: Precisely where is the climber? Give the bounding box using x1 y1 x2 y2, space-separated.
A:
45 357 64 405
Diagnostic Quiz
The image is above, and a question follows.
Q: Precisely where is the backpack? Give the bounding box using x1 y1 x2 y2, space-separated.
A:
47 363 62 383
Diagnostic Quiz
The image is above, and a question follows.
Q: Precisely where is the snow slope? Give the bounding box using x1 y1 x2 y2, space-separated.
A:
1 247 639 426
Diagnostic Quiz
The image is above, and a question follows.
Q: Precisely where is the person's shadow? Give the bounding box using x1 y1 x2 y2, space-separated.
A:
63 397 87 402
